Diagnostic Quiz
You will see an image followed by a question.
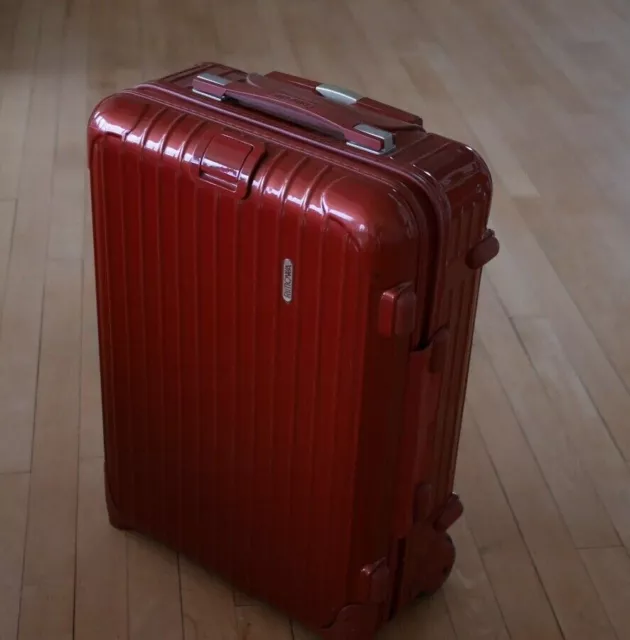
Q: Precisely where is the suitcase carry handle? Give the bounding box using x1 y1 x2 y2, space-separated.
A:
192 72 419 155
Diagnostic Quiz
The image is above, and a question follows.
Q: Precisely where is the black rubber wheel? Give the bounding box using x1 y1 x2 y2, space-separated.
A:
417 533 456 599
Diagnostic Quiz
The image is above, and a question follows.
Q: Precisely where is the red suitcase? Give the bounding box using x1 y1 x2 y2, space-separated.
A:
87 62 498 638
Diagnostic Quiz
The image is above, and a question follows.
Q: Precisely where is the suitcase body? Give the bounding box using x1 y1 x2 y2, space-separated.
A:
87 62 498 638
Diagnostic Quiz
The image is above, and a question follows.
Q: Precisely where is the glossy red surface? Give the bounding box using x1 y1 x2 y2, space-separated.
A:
88 62 496 638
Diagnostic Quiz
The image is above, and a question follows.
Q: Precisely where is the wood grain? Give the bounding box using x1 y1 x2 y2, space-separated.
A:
74 458 128 640
2 0 630 638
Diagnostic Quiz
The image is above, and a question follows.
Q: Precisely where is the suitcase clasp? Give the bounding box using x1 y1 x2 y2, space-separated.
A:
193 132 266 200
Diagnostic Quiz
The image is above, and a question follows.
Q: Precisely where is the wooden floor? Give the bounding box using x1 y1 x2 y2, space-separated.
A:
2 0 630 637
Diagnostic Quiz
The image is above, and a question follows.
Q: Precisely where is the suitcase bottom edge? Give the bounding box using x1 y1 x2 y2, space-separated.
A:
104 471 461 640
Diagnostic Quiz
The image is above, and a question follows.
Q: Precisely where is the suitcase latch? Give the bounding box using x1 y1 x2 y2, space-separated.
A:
194 133 266 200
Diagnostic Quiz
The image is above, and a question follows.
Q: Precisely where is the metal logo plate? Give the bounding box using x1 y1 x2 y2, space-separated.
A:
282 259 294 303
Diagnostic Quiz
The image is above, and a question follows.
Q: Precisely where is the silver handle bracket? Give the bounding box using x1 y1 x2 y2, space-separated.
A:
315 83 363 106
192 72 231 101
348 124 396 155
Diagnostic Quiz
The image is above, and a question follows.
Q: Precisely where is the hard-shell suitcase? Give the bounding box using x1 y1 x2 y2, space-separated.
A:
87 61 499 639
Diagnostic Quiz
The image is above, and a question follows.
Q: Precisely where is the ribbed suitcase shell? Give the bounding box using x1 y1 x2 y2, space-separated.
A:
87 62 497 638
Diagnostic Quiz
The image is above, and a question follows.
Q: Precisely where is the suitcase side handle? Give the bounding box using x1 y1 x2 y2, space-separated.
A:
192 72 419 155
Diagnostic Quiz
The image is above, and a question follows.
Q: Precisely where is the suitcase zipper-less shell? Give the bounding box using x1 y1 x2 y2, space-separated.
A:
88 61 498 640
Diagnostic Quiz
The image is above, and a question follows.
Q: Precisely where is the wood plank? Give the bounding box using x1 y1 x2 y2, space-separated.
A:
235 603 293 640
0 473 30 640
0 0 41 200
0 199 16 310
581 547 630 639
513 315 630 549
442 516 510 639
475 279 619 550
485 180 630 463
74 457 128 640
47 0 89 262
5 0 630 638
254 0 302 75
466 337 616 640
0 0 22 82
377 593 457 640
127 535 183 640
0 0 65 474
507 129 630 395
180 559 238 640
454 411 563 640
18 259 82 640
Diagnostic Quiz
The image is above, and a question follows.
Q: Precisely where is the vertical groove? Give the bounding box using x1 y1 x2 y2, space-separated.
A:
265 155 309 587
339 239 366 586
192 144 201 561
448 210 460 263
137 107 169 533
321 232 348 601
284 169 305 561
210 186 220 556
162 116 201 542
458 205 471 258
160 118 207 558
97 143 118 498
174 126 183 548
173 115 202 552
302 204 329 595
227 193 240 573
156 126 166 537
244 148 286 584
245 172 262 584
286 164 331 544
117 130 135 518
158 114 195 540
345 249 369 592
137 119 149 530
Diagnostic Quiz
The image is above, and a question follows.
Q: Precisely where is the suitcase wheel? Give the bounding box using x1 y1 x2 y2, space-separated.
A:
417 533 456 598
